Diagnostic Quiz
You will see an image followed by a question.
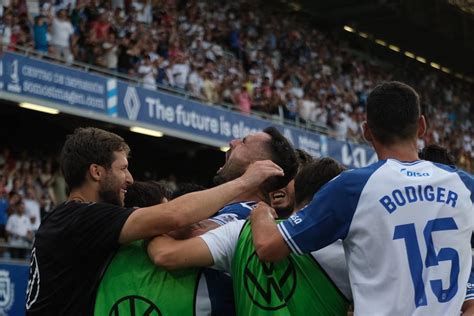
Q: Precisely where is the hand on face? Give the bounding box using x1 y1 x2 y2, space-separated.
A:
239 160 283 190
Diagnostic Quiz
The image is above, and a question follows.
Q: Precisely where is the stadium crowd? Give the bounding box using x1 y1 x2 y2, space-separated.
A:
0 147 66 258
0 0 472 172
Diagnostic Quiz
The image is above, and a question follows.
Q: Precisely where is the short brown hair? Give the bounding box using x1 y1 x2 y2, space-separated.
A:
295 157 345 207
60 127 130 190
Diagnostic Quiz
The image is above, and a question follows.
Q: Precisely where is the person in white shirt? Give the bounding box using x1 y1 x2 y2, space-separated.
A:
187 64 204 98
23 187 41 231
138 55 157 90
6 198 33 258
168 55 190 90
50 9 74 63
102 32 118 71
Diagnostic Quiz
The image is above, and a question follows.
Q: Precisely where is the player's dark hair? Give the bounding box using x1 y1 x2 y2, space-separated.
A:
295 149 314 168
419 144 455 165
172 182 207 199
295 157 345 207
124 181 171 208
60 127 130 191
261 126 298 194
366 81 420 144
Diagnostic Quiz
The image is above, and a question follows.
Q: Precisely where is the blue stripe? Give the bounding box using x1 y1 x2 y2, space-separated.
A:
278 223 302 255
107 88 117 98
209 218 226 226
392 159 423 166
107 107 118 115
432 162 474 203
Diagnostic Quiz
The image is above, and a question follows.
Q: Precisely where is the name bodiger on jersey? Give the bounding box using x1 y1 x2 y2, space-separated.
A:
379 185 459 213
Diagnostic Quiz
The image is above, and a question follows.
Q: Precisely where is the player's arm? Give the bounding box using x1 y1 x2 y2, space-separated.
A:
250 202 290 262
148 220 243 271
168 220 220 240
148 235 213 270
168 207 248 239
252 172 357 262
119 160 283 244
462 300 474 316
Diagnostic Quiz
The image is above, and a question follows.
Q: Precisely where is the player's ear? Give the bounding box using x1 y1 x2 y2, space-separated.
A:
362 121 373 143
417 115 426 138
89 164 103 181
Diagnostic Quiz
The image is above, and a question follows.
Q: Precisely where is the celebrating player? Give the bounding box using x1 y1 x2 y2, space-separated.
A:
25 127 284 315
148 157 351 315
250 81 474 315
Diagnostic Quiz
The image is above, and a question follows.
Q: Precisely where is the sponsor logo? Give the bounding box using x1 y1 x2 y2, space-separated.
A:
400 168 430 177
109 295 162 316
0 270 14 313
288 214 303 226
124 87 141 120
7 59 21 93
244 251 296 310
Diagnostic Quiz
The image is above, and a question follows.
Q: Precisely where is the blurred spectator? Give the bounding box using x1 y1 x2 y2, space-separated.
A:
90 11 110 42
4 0 473 171
232 84 252 115
202 71 218 103
138 54 157 90
5 198 33 258
102 32 119 71
0 12 12 47
50 9 74 63
187 64 204 98
33 14 49 53
167 54 190 90
0 184 8 240
51 166 67 204
23 187 41 231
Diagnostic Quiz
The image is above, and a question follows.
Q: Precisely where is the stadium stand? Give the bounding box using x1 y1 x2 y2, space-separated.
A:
0 147 64 259
1 0 473 172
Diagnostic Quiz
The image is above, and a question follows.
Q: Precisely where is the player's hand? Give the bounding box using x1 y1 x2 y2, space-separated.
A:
239 160 284 190
251 201 278 220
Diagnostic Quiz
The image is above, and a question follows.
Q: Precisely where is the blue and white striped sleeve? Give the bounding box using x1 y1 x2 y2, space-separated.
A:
278 163 381 255
209 202 254 226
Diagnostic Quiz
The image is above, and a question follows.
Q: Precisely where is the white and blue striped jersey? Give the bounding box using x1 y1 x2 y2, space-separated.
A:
278 159 474 315
209 201 256 225
196 201 257 316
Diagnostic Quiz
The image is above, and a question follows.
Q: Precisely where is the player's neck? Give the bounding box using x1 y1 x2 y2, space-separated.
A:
229 190 267 204
68 186 100 204
375 139 420 162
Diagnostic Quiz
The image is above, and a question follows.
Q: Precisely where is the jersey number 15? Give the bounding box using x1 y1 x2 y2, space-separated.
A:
393 217 459 308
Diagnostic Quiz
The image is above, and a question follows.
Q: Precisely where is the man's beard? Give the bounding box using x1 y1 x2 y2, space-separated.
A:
98 174 123 206
213 161 246 186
